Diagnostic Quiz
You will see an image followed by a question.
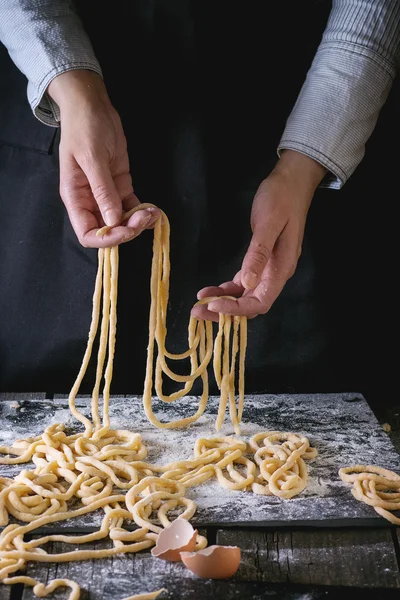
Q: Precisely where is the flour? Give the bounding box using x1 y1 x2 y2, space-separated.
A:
0 392 399 527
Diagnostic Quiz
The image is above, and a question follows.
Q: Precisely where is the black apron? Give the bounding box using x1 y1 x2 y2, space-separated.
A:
1 1 397 404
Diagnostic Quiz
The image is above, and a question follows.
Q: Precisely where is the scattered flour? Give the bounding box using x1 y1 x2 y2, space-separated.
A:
1 393 399 526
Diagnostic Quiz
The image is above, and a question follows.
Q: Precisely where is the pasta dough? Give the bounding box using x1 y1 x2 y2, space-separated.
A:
124 204 247 434
0 428 317 598
0 205 317 600
339 465 400 525
122 589 167 600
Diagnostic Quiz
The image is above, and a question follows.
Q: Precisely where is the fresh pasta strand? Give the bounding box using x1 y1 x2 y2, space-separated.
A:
0 204 317 600
0 426 317 598
121 590 168 600
74 203 246 435
339 465 400 525
122 204 248 433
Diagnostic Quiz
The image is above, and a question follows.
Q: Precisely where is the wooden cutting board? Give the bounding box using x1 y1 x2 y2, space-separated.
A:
0 392 399 530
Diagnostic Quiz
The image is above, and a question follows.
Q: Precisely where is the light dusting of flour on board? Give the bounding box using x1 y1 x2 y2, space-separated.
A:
1 393 399 526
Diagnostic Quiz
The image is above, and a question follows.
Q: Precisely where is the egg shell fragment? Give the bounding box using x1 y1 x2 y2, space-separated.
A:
180 545 241 578
151 519 198 562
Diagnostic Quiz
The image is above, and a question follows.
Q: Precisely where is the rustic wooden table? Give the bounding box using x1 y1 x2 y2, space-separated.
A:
0 392 399 600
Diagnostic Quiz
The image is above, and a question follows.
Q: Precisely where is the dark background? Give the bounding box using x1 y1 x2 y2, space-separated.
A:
0 1 398 410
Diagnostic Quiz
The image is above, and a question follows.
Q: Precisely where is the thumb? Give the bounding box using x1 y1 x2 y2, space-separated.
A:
240 225 272 290
84 159 122 227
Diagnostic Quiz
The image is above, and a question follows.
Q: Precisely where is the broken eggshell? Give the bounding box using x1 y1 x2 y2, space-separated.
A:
180 545 241 579
151 518 198 562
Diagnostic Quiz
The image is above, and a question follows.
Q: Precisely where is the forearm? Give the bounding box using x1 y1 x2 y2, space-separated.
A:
47 70 111 119
278 0 400 189
272 150 327 196
0 0 101 126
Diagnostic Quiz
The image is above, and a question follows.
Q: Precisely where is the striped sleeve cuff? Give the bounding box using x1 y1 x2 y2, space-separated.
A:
278 41 396 189
0 0 102 127
30 62 103 127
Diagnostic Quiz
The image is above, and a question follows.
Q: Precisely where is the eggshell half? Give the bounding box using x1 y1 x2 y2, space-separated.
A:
180 545 241 578
151 519 198 562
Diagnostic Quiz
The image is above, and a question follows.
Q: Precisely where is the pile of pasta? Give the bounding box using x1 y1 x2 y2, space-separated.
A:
0 206 318 599
0 426 317 599
339 465 400 525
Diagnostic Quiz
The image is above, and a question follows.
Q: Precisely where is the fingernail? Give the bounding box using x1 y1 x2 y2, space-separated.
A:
104 208 121 227
208 302 218 312
242 271 258 289
122 229 136 242
146 208 159 222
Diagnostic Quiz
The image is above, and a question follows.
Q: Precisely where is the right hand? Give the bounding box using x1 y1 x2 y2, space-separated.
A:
48 70 160 247
192 150 327 321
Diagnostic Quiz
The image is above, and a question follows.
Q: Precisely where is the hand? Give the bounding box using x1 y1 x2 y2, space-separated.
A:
192 150 327 321
48 70 160 247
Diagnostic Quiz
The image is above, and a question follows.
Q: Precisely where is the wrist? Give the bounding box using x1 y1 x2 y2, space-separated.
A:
47 69 111 116
273 150 327 192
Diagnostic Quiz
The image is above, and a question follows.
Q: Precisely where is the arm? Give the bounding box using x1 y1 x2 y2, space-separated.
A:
193 0 400 320
193 149 326 320
278 0 400 189
0 1 160 245
0 0 102 126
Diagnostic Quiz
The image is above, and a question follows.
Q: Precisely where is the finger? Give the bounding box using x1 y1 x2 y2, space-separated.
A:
67 203 104 247
124 206 161 230
196 281 243 300
206 294 266 317
78 205 162 248
96 207 161 246
67 204 159 247
65 198 155 247
119 180 161 230
240 231 275 291
115 177 158 228
82 223 156 248
192 280 244 321
205 278 271 316
192 286 227 320
114 172 137 211
233 271 242 286
191 303 257 321
207 258 291 317
122 193 140 213
79 157 123 227
240 192 288 290
192 295 259 321
207 295 252 316
190 304 220 322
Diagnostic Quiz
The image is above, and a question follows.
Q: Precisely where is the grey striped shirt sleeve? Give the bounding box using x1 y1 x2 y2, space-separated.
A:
0 0 102 126
278 0 400 189
1 1 399 185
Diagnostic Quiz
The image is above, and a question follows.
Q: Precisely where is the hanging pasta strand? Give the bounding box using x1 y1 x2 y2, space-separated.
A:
67 248 104 436
0 204 327 600
98 245 119 438
123 203 249 432
2 203 396 600
91 247 111 432
238 315 247 423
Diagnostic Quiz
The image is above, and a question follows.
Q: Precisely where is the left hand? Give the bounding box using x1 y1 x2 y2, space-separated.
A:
191 150 327 321
48 70 160 248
